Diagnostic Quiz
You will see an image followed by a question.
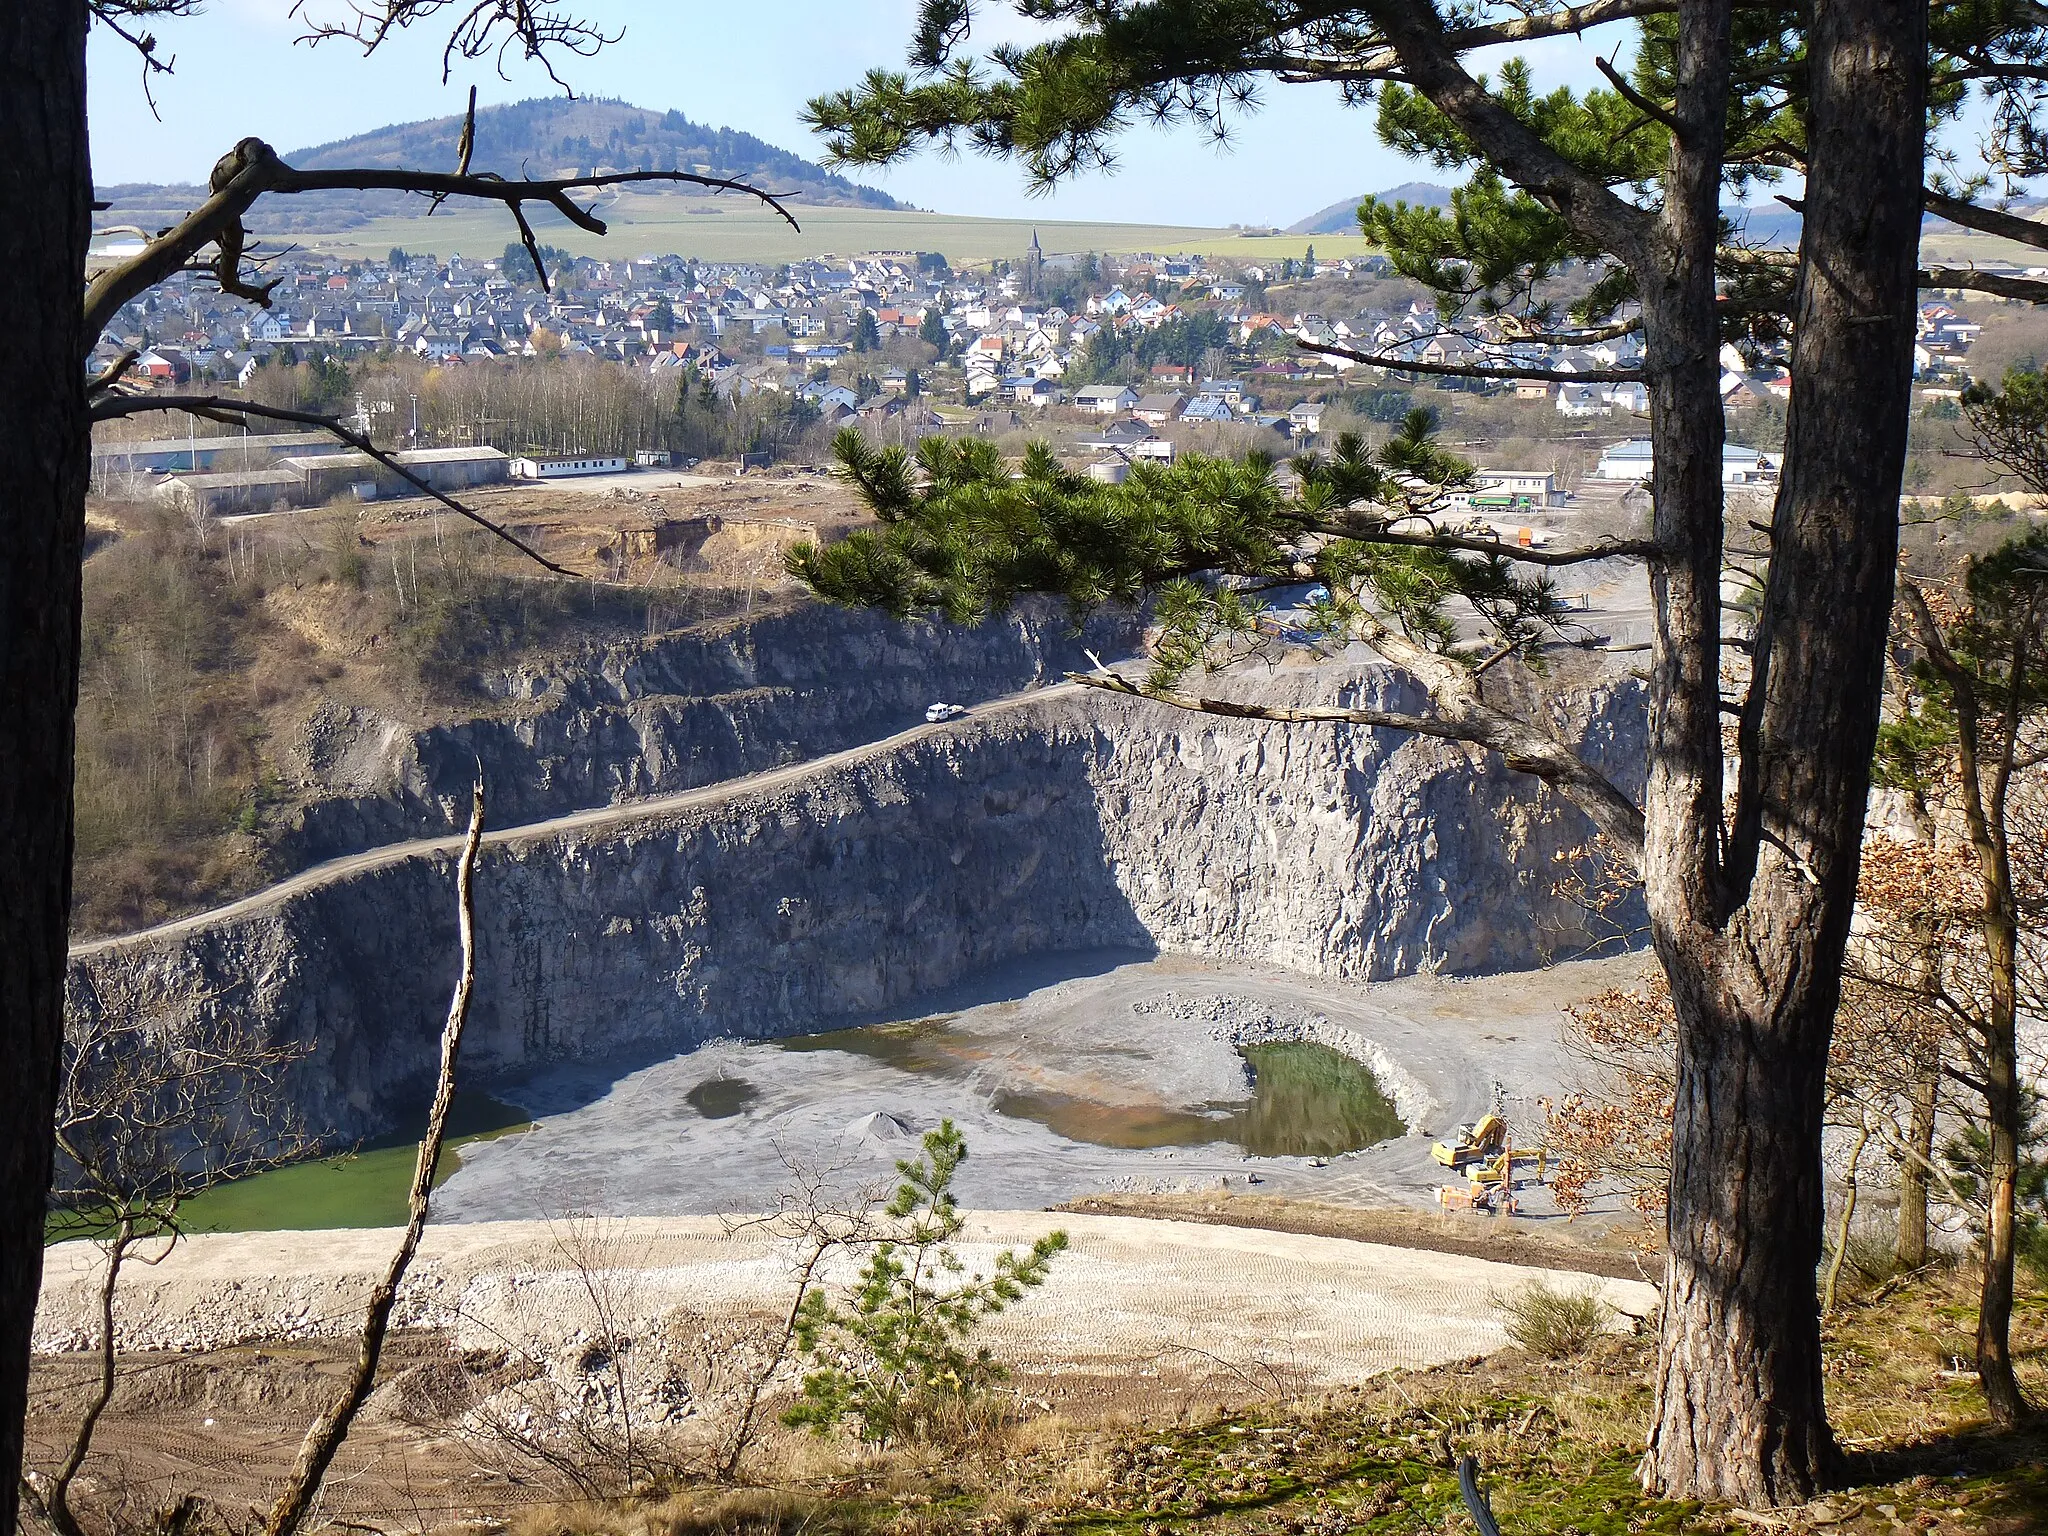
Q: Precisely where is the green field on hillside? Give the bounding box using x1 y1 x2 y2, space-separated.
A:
1921 222 2048 268
307 191 1383 266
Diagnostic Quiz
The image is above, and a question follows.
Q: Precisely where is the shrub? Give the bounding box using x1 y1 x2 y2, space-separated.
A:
1498 1280 1613 1359
782 1121 1066 1446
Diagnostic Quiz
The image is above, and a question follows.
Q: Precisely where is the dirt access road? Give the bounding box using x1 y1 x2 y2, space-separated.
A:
35 1211 1655 1368
29 1212 1655 1528
69 680 1085 962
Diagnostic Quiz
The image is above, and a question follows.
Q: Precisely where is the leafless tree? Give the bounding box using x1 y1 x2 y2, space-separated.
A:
263 775 486 1536
21 1006 313 1536
0 11 797 1528
459 1148 884 1493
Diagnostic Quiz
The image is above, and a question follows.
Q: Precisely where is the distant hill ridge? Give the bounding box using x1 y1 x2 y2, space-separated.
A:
96 97 903 240
287 98 903 209
1291 181 2048 249
1288 183 1453 236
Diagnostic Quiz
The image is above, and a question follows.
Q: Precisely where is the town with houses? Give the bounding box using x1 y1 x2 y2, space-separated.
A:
90 231 2001 521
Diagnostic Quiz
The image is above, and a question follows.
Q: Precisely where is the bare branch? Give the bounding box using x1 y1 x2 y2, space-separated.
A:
1596 54 1682 135
1924 188 2048 254
84 348 139 400
264 779 486 1536
83 137 799 341
1297 337 1645 383
1918 267 2048 303
426 83 479 217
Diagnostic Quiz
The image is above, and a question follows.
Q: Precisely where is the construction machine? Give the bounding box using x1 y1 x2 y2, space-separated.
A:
1430 1112 1507 1169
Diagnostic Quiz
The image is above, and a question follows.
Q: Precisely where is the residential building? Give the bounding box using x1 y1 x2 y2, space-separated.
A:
1133 392 1186 424
1073 385 1139 414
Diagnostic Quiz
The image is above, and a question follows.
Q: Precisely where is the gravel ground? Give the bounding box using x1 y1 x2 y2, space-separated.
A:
436 950 1651 1222
36 1212 1657 1385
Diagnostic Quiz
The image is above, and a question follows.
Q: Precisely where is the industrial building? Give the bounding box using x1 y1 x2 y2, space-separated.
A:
150 468 307 519
510 455 629 478
92 430 349 481
150 446 510 518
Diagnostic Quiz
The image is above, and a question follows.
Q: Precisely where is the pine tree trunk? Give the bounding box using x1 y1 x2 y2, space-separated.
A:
0 6 92 1533
1649 961 1839 1501
1639 0 1926 1504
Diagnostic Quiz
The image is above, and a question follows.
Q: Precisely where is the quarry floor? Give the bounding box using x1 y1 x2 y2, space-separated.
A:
30 1209 1657 1527
436 949 1653 1223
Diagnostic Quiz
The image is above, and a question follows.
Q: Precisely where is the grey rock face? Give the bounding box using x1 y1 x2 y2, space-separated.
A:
273 601 1143 868
68 665 1646 1146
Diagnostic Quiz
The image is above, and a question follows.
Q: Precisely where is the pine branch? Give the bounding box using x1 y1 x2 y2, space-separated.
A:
1361 0 1659 269
1297 337 1644 383
1278 510 1658 567
1066 665 1646 862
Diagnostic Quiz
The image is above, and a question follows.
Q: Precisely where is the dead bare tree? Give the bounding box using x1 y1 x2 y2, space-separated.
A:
263 775 485 1536
22 1007 313 1536
0 13 800 1522
457 1147 884 1494
714 1146 888 1482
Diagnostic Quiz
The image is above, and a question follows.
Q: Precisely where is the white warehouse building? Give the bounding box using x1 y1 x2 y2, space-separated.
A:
510 454 629 479
1595 438 1778 485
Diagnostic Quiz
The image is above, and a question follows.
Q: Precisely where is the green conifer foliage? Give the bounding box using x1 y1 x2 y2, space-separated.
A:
781 1122 1066 1446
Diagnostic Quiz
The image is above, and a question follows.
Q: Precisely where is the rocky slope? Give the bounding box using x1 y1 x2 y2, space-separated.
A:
272 600 1142 869
68 659 1646 1146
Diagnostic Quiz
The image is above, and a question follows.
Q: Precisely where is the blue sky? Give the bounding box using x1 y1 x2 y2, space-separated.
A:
87 2 1612 227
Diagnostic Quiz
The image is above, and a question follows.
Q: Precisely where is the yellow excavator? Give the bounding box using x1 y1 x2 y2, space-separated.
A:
1430 1113 1508 1169
1437 1137 1550 1214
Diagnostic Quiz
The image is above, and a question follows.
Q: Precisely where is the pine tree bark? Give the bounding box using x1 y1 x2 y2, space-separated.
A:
0 7 92 1535
1639 0 1926 1503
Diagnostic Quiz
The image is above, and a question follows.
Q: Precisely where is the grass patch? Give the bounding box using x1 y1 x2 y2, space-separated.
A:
506 1263 2046 1536
1498 1279 1614 1359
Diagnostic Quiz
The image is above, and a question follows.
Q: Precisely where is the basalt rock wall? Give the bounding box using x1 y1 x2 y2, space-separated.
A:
273 600 1143 868
68 669 1646 1144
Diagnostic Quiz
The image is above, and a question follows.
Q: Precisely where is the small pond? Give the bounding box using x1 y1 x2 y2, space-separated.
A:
48 1091 532 1241
773 1020 1402 1158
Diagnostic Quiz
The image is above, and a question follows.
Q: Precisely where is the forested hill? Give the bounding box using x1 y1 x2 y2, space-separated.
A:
288 98 904 209
1288 183 1453 235
95 98 902 238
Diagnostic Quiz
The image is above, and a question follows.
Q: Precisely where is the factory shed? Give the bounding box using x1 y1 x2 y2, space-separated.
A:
152 468 304 518
278 446 511 503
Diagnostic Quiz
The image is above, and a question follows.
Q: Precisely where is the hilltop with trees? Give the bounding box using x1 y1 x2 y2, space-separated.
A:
95 98 904 238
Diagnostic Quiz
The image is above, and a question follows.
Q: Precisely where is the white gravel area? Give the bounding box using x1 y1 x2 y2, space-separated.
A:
36 1212 1656 1387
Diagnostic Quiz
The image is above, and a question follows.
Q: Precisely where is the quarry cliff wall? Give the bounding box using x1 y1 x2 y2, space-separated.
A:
68 665 1646 1143
275 600 1142 867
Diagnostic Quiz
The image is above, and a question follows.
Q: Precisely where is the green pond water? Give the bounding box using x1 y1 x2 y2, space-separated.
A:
53 1023 1401 1240
776 1021 1403 1158
47 1091 531 1241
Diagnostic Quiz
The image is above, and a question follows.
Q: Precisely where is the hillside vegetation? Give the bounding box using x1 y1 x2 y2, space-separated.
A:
69 499 731 939
97 98 902 240
289 97 903 207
